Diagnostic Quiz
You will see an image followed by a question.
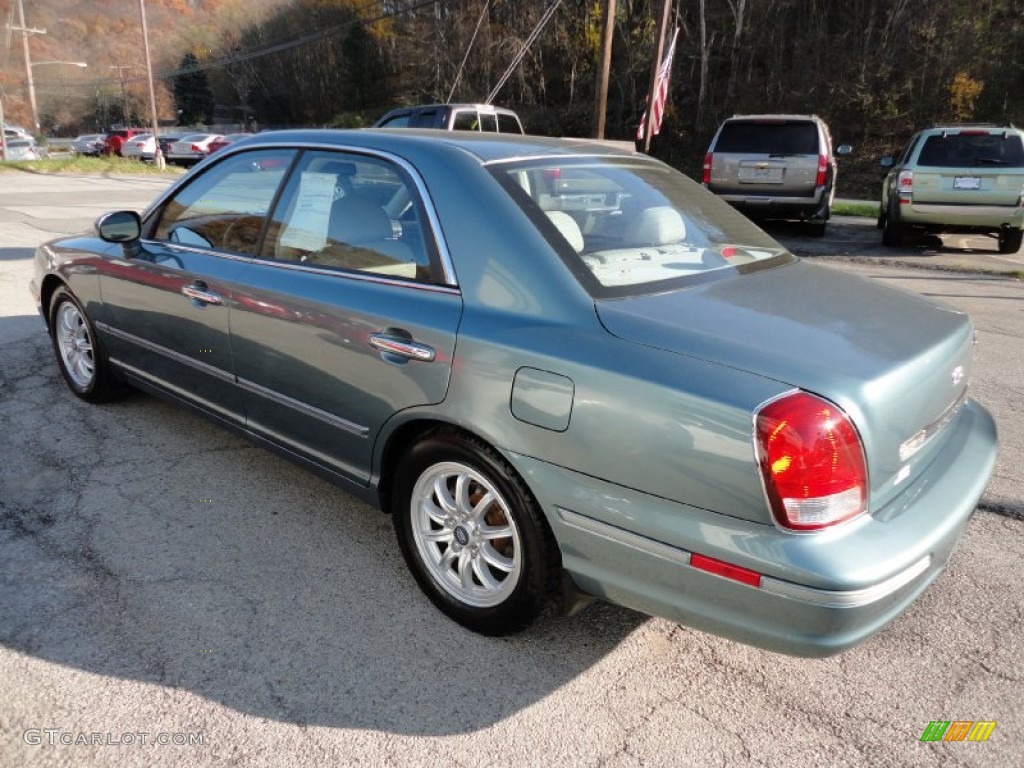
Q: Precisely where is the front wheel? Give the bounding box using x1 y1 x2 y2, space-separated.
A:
391 430 559 635
49 287 123 403
998 229 1023 254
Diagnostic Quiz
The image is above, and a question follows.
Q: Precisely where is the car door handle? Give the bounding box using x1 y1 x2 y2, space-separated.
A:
181 282 223 305
369 334 435 362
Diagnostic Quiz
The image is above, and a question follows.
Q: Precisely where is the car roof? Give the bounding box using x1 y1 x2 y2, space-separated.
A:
228 128 638 165
724 114 822 122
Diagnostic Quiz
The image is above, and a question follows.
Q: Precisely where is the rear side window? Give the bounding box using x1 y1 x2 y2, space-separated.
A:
263 150 436 283
714 121 819 154
480 112 498 132
917 133 1024 168
498 113 522 133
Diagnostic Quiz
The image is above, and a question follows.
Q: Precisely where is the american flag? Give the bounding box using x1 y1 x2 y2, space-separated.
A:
637 26 680 141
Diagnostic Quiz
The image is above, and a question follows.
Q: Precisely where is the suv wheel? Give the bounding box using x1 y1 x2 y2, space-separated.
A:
998 229 1023 254
881 202 904 247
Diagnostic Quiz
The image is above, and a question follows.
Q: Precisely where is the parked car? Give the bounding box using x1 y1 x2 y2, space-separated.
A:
103 128 143 157
121 133 156 161
157 132 186 158
71 133 107 156
2 137 43 161
702 114 851 235
30 129 996 656
374 103 524 133
208 133 254 154
166 133 223 165
879 123 1024 254
4 126 31 140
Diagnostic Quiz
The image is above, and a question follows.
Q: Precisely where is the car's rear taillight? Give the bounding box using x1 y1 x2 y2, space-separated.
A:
755 391 868 531
815 154 828 187
191 144 202 152
897 170 913 194
702 153 713 185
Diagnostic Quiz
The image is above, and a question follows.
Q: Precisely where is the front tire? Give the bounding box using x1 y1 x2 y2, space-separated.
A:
998 228 1023 254
391 430 559 635
49 287 123 403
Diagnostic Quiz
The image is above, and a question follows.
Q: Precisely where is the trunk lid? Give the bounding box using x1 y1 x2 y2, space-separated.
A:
596 260 974 514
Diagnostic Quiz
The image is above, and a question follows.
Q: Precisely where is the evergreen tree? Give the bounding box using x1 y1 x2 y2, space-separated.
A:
173 52 215 126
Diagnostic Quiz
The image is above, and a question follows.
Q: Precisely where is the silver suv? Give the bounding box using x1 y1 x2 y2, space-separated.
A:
879 124 1024 254
702 114 850 235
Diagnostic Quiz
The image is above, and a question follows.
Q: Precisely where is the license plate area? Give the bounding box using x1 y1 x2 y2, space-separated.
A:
739 165 783 184
953 176 981 190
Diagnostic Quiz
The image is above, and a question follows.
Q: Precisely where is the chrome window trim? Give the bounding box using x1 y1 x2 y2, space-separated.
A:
142 240 460 296
142 141 459 287
557 507 930 607
97 322 369 438
482 152 644 168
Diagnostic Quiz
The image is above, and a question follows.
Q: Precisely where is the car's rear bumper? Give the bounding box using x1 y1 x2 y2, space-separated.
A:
710 188 828 219
511 398 997 656
902 201 1024 230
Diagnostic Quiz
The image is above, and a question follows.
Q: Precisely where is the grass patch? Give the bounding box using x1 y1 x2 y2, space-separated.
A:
833 201 879 218
0 156 183 176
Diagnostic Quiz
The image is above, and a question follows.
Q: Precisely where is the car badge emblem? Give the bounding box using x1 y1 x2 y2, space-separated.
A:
951 366 964 387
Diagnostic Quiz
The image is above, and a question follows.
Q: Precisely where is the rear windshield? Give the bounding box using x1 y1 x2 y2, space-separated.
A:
917 133 1024 168
489 156 791 298
714 120 819 154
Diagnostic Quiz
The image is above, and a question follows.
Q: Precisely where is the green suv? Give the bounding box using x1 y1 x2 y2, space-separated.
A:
879 124 1024 254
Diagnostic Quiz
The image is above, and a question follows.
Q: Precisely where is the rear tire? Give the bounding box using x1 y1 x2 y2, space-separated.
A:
391 429 559 635
998 229 1023 254
881 202 904 247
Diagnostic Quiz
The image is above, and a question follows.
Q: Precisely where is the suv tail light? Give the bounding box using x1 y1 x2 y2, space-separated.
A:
191 144 203 153
897 170 914 195
755 392 868 531
702 153 712 185
815 154 828 187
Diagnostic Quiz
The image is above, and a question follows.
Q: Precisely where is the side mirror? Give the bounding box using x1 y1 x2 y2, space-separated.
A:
879 155 895 168
836 144 853 156
96 210 142 257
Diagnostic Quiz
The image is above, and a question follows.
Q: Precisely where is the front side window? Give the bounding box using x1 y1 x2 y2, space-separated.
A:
262 150 437 283
491 157 790 297
381 114 410 127
152 149 296 254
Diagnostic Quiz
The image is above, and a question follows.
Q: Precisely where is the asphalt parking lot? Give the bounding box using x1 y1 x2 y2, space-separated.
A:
0 172 1021 767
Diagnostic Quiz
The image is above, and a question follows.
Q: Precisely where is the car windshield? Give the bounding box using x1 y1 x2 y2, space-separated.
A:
715 120 818 154
490 156 790 297
917 133 1024 167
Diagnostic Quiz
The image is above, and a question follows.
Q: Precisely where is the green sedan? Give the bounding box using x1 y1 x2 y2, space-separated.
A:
31 129 997 656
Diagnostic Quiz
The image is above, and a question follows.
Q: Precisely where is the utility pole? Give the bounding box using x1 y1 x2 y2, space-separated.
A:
641 0 672 153
12 0 46 134
138 0 164 168
592 0 616 139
